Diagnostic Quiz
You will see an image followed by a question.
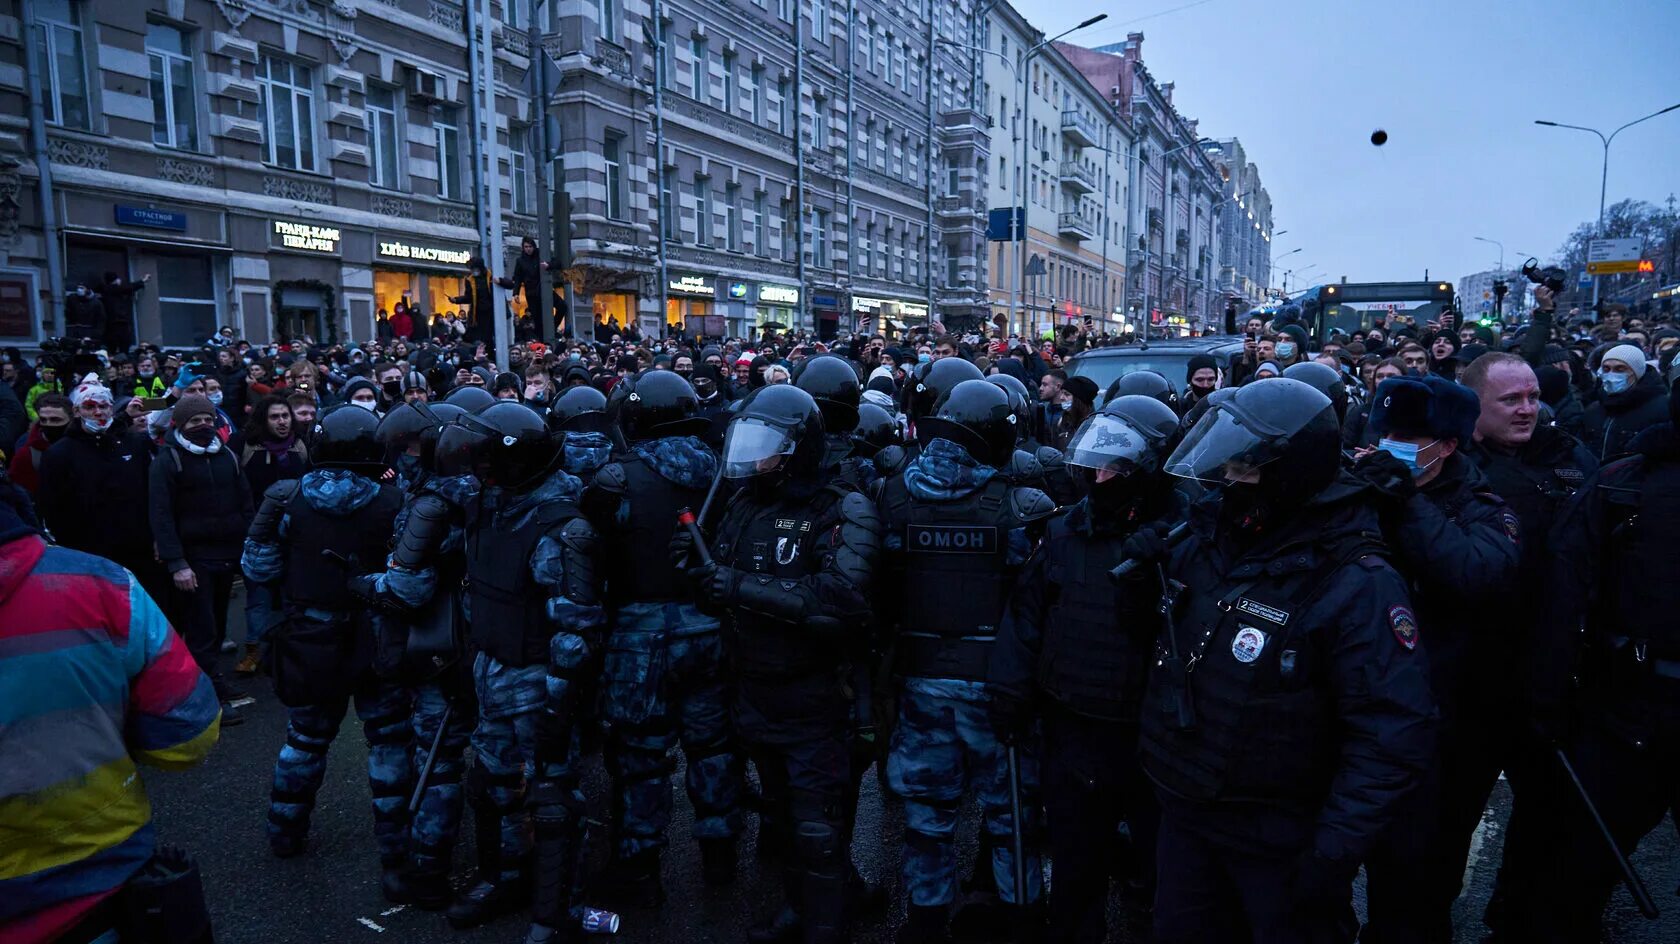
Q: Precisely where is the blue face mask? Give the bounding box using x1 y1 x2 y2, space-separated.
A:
1377 438 1440 477
1275 341 1298 360
1598 370 1632 394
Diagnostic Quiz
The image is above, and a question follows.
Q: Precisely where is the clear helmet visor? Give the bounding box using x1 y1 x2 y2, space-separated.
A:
1164 405 1283 485
721 417 798 479
1065 414 1155 482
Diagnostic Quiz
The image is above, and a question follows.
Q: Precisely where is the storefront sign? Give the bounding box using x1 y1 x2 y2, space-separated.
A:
272 220 341 254
851 295 929 321
377 239 473 266
812 292 838 308
115 204 188 232
727 282 750 299
758 284 800 305
667 273 716 297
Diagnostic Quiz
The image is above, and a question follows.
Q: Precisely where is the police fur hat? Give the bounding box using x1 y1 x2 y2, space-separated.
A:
1368 374 1480 444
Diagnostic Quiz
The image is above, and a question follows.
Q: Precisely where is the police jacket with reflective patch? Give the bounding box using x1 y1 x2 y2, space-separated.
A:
712 480 881 742
1542 424 1680 736
466 489 593 667
1377 453 1518 721
1139 478 1437 864
282 483 403 611
989 494 1173 721
1464 425 1595 625
587 453 706 605
874 475 1054 682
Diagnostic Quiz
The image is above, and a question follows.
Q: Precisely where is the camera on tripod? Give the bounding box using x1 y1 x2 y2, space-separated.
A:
1521 257 1568 294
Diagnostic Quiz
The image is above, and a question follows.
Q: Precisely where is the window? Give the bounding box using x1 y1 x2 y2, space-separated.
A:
813 0 827 37
366 85 400 188
945 157 959 196
876 29 889 74
157 255 216 346
603 132 623 220
810 208 829 268
693 175 710 246
36 1 90 129
598 0 617 42
754 192 767 256
662 167 678 242
859 28 872 71
510 125 531 213
858 118 870 166
663 25 677 90
749 64 764 123
778 0 793 22
776 79 792 134
1001 35 1009 57
721 51 737 114
259 56 316 171
857 221 870 273
501 0 526 28
779 199 795 262
725 183 740 251
811 90 827 146
946 250 959 287
147 23 197 149
434 106 462 200
898 46 909 93
875 131 886 170
908 140 919 181
690 36 707 101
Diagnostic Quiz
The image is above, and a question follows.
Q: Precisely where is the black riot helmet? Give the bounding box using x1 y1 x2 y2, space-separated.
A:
851 402 899 458
721 384 826 485
917 379 1018 468
1166 377 1339 500
375 401 432 458
1104 370 1176 409
793 354 862 433
1065 394 1181 503
1282 361 1350 424
435 401 557 491
910 357 984 423
547 384 612 435
311 403 385 471
443 384 497 413
610 370 709 442
984 374 1034 444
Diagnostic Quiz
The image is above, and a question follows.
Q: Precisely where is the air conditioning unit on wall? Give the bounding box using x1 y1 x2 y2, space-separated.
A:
407 68 445 102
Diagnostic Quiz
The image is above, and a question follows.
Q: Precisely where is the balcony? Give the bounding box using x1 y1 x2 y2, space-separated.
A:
936 194 971 219
1061 109 1101 147
1057 212 1095 241
1058 160 1096 194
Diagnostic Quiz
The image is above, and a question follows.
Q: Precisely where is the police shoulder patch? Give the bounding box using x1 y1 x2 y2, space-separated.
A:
1500 509 1520 544
1231 625 1268 664
1387 604 1418 651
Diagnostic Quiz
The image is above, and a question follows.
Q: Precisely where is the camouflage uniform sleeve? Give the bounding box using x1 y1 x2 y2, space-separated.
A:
377 492 451 608
733 491 882 633
533 515 606 642
241 480 298 584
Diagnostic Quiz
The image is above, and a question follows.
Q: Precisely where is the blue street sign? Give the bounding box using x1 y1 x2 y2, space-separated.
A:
987 207 1026 242
115 204 188 232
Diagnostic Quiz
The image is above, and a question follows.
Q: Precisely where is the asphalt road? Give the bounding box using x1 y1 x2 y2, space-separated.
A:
144 592 1680 944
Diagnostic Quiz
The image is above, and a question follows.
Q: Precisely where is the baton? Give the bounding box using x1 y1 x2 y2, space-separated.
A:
1109 521 1189 580
1006 744 1028 910
409 701 453 814
694 469 726 532
676 508 713 567
1555 746 1659 919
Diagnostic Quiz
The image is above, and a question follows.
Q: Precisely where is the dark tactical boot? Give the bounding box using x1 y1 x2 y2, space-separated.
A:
447 870 530 930
896 904 950 944
701 837 739 886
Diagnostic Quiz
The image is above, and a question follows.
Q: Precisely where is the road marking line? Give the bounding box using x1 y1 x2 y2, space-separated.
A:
356 917 387 932
379 906 407 917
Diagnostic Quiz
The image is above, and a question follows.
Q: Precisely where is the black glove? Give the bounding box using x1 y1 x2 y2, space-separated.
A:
688 562 742 605
347 573 409 616
668 527 698 571
1285 850 1355 919
1353 449 1417 502
1119 521 1173 568
987 690 1032 745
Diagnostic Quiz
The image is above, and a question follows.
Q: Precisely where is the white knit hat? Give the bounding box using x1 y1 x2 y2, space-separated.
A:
1602 344 1647 379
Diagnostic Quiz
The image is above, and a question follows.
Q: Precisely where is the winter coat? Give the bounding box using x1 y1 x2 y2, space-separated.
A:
37 424 155 569
1582 370 1669 464
149 433 254 571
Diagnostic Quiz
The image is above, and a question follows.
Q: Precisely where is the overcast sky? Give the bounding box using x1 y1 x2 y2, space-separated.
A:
1017 0 1680 286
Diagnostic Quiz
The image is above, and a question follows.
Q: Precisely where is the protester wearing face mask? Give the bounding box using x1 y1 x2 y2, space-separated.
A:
1349 374 1520 944
7 392 71 494
342 377 385 414
150 393 256 724
1583 343 1668 463
38 376 166 602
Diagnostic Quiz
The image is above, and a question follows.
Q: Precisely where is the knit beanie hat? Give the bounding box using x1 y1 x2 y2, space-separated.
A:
172 393 216 427
1602 344 1647 379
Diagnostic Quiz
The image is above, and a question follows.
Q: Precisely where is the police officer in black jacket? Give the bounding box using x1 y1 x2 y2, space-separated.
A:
1351 375 1519 944
1524 360 1680 942
987 394 1185 943
795 354 870 491
1134 378 1437 944
672 384 882 944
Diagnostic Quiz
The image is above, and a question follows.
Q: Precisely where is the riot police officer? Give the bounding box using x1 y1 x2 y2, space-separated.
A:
671 384 882 944
1137 377 1437 944
355 400 478 910
983 373 1075 506
1524 360 1680 942
794 354 868 490
987 395 1185 943
583 371 741 901
548 384 616 486
436 403 605 939
443 384 497 413
242 406 410 893
1350 375 1519 944
872 379 1057 943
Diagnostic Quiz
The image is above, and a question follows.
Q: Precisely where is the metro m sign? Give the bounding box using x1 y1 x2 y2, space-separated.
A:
1638 259 1655 274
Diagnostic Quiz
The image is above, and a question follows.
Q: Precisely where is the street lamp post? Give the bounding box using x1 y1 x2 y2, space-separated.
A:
1535 103 1680 307
1270 246 1301 293
1473 235 1505 274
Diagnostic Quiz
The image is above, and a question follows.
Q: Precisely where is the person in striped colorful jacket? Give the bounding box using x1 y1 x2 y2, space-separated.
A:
0 471 221 944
